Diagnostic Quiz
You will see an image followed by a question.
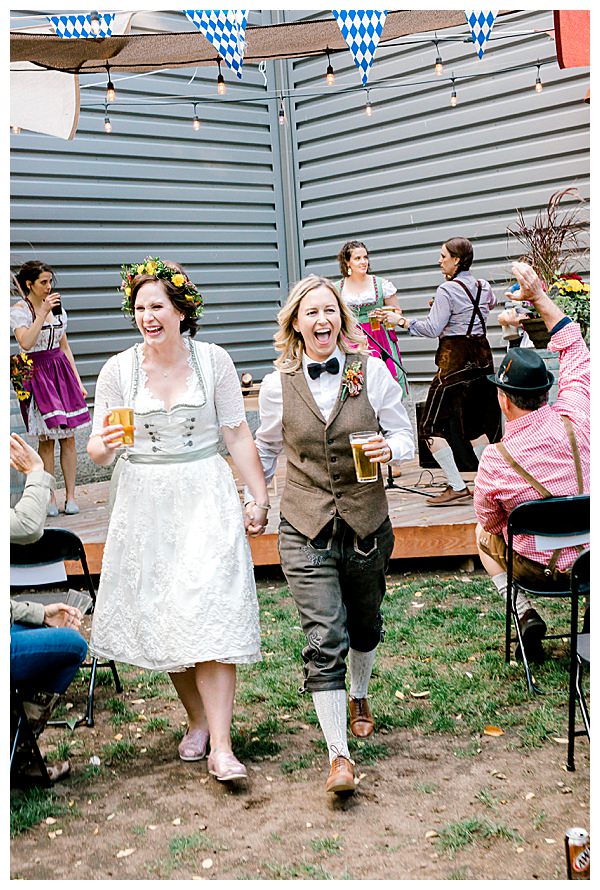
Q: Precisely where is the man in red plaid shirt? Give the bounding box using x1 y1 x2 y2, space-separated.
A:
474 261 590 659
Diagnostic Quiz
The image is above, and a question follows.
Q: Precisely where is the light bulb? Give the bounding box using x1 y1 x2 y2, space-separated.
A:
104 115 112 134
217 73 226 96
278 104 285 126
11 124 21 134
365 100 373 117
535 76 543 93
192 115 201 131
326 64 334 86
435 56 443 76
90 11 101 36
106 80 115 103
450 91 457 108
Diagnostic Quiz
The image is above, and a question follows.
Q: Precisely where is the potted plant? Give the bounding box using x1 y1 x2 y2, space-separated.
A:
506 188 589 347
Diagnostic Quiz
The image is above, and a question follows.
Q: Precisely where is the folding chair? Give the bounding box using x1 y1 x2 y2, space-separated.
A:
10 527 122 727
10 681 52 787
566 549 590 772
505 495 590 695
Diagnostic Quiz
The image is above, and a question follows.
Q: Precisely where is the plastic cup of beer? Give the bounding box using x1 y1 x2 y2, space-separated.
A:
381 307 396 329
368 310 381 331
349 431 379 483
108 406 134 446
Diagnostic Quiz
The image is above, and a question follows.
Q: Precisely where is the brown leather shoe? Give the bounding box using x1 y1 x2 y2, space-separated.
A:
325 755 356 794
349 697 374 738
427 485 473 507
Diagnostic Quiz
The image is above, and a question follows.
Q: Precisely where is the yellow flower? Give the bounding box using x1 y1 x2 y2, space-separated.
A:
145 261 157 275
185 294 194 302
172 273 185 288
582 284 590 293
17 389 29 401
124 286 132 297
137 264 145 275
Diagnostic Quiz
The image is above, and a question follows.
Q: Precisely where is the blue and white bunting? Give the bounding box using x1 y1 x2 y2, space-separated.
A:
47 13 115 39
332 9 387 85
184 10 248 78
464 9 498 59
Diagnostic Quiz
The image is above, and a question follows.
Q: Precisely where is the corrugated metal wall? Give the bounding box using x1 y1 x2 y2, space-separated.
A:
10 9 590 397
284 8 590 382
10 10 287 396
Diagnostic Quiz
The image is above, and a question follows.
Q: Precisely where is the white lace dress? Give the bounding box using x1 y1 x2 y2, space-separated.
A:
88 338 261 672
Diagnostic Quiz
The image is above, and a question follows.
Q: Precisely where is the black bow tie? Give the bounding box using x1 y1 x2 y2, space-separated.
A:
307 357 340 380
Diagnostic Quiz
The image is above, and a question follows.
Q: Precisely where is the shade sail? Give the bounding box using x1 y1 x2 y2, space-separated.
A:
11 10 514 74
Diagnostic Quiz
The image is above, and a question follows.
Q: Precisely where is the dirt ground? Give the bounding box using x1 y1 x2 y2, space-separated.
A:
11 575 590 882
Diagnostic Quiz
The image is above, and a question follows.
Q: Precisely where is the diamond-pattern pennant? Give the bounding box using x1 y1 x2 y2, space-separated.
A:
464 9 498 58
47 13 115 38
184 10 248 78
332 9 387 85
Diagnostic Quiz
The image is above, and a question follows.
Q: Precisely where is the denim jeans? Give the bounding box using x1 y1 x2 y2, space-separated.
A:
10 623 88 694
278 515 395 693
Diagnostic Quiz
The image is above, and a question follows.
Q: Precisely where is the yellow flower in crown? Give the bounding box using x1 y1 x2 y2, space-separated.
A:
172 273 185 288
145 261 157 275
124 286 132 297
137 264 145 275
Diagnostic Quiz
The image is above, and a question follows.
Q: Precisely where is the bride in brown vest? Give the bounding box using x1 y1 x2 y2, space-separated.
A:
246 275 414 795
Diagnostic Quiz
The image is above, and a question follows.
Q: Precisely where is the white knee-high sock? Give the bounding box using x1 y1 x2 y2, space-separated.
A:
492 571 533 620
312 689 350 762
431 446 465 491
349 648 377 700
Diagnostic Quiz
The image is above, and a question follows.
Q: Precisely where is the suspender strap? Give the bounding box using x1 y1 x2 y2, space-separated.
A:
561 415 584 495
494 443 553 498
454 279 486 337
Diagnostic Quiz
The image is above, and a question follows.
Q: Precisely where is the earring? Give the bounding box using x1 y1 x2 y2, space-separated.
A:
347 269 352 276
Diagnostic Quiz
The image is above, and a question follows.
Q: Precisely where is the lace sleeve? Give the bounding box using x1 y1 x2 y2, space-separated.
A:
91 355 125 435
10 301 32 333
210 344 247 429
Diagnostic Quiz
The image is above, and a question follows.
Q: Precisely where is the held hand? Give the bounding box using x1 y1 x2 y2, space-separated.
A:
244 502 268 537
43 603 83 629
101 412 126 450
497 308 522 328
362 435 392 464
382 309 404 327
10 433 44 474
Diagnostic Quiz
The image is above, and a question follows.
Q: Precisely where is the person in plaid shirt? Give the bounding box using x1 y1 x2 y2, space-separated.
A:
474 261 589 660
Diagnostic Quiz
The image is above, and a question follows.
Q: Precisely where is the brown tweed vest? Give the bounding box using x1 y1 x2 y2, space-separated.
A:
279 357 389 539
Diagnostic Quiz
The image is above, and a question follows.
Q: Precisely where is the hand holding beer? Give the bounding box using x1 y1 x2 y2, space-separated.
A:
349 431 391 483
102 406 135 449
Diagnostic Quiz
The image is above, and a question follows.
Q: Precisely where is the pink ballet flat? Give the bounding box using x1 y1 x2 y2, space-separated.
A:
178 727 209 762
207 750 247 781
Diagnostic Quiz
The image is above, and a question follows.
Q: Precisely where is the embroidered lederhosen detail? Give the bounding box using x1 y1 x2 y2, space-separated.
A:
495 415 585 576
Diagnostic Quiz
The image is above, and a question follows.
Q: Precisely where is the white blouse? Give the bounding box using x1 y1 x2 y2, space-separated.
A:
10 300 67 351
340 277 397 308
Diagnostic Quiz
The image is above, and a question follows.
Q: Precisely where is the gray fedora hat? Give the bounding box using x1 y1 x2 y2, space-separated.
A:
488 347 554 394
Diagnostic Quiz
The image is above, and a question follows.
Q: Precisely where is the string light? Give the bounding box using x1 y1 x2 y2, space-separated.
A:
192 103 201 131
103 103 112 133
364 88 373 117
450 75 457 107
325 48 335 86
89 11 101 36
434 39 443 76
105 63 115 103
278 96 286 126
11 124 22 134
535 63 543 93
217 56 226 96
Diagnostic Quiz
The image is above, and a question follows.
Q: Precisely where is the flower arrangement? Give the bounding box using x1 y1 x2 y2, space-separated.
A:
340 361 364 402
10 351 33 400
119 256 203 318
548 273 590 342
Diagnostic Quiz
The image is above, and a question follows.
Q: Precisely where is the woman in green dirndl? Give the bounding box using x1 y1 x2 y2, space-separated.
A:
337 240 408 398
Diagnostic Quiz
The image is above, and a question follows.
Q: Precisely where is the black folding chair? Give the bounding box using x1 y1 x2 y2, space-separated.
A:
10 681 52 787
566 549 590 772
505 495 590 694
10 527 122 728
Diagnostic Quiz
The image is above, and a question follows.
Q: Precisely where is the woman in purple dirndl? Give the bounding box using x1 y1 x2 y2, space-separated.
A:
11 261 90 515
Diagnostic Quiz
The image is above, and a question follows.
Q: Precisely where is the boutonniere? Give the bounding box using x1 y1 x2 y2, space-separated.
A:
340 361 364 402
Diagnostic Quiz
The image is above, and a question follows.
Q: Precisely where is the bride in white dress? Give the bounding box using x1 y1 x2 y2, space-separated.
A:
87 258 270 782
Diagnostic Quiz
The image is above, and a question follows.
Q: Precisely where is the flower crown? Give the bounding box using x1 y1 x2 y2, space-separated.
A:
119 257 203 317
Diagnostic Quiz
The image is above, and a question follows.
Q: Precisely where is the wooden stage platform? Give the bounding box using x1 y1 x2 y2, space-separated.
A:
46 457 479 575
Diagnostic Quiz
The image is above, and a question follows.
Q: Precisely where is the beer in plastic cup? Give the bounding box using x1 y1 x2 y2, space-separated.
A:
368 310 381 331
109 406 134 446
381 307 396 329
349 431 379 483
